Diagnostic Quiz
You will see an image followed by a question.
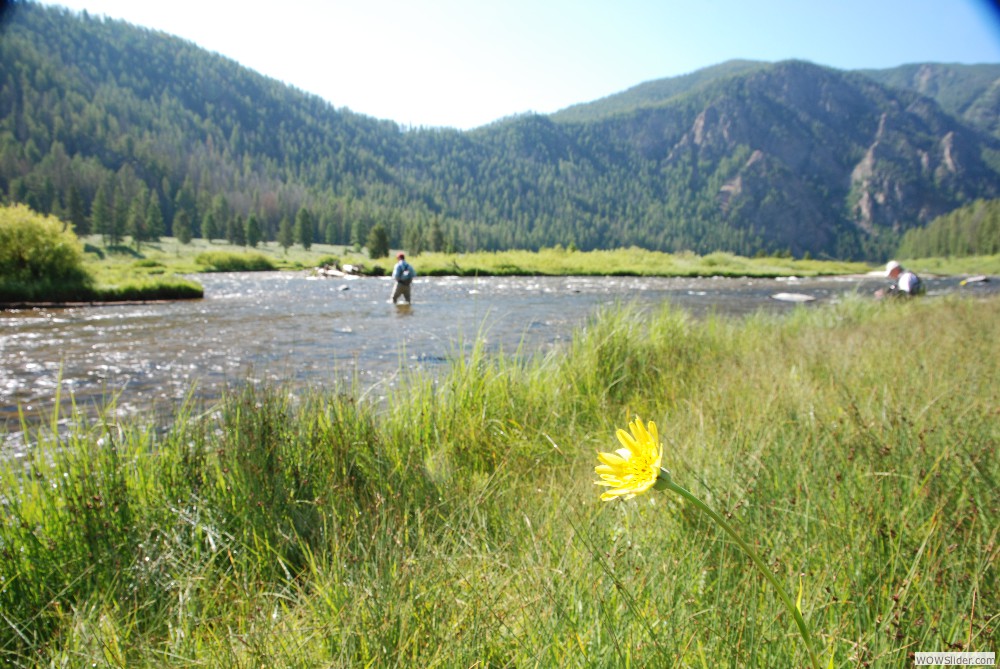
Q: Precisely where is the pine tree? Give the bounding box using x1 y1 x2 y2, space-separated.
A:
127 188 148 250
367 223 390 258
278 215 294 251
146 194 164 241
173 177 198 238
202 211 218 242
231 214 246 246
174 210 193 244
91 182 113 244
111 184 128 246
403 223 423 255
295 207 313 250
246 214 262 248
429 217 445 252
68 185 89 236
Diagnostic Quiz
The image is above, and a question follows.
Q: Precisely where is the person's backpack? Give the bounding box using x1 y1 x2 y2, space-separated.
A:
398 262 414 285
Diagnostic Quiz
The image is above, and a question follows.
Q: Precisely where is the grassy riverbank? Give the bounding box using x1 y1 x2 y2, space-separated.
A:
83 235 1000 278
87 235 1000 280
84 236 878 279
6 206 997 305
2 293 996 665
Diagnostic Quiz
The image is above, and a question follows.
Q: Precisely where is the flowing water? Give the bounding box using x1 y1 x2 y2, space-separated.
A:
1 271 993 444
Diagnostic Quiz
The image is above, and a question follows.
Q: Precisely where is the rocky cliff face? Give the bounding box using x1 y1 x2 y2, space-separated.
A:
596 61 1000 255
860 63 1000 139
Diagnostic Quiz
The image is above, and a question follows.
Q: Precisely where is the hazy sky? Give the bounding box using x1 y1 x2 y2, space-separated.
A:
42 0 1000 130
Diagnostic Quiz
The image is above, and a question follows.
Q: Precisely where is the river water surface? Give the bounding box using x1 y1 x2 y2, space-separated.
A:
2 271 993 440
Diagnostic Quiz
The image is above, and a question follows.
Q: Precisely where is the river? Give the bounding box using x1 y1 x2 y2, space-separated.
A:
1 271 993 441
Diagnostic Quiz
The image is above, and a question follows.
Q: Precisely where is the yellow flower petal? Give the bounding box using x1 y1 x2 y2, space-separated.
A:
594 417 664 501
597 451 626 466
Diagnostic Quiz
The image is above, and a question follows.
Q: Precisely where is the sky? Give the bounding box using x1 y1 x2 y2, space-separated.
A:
40 0 1000 130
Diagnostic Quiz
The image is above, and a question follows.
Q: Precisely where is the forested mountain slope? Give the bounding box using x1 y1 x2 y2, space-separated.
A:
859 63 1000 139
2 2 999 258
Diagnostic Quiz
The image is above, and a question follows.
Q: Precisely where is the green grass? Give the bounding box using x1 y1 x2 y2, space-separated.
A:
81 237 876 279
71 237 1000 304
368 247 875 277
901 254 1000 277
80 235 369 275
91 236 997 281
2 293 996 666
194 250 278 272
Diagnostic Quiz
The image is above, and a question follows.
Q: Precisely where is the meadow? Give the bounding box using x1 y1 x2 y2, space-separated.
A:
5 197 998 304
81 235 1000 280
5 196 1000 305
1 291 996 666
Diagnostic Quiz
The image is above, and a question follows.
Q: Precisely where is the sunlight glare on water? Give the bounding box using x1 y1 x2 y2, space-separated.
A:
2 271 993 442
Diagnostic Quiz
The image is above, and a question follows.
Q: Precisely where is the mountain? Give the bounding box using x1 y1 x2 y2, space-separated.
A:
2 2 999 260
550 60 770 123
858 63 1000 139
544 60 1000 256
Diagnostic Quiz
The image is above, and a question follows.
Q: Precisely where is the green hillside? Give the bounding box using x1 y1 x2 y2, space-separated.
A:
2 2 999 260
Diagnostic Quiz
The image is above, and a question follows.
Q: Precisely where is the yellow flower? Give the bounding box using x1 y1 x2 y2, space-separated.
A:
594 418 663 501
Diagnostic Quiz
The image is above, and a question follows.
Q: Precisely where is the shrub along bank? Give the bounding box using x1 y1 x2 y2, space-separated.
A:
0 204 94 303
0 204 203 304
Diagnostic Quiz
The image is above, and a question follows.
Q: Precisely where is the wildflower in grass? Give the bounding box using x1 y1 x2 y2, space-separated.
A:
594 418 663 500
595 417 822 669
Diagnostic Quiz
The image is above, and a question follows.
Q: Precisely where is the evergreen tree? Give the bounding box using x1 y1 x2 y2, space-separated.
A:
295 207 313 250
91 182 113 244
277 215 294 251
174 210 193 244
173 177 198 238
146 194 164 241
324 218 338 245
160 176 175 228
429 217 445 252
230 214 246 246
202 211 218 242
367 223 390 258
981 206 1000 254
111 184 128 246
403 223 424 255
68 185 89 235
447 229 462 254
212 195 232 239
127 188 148 250
246 214 262 248
350 218 368 250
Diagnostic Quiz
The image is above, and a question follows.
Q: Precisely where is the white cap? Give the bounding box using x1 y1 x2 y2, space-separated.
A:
885 260 901 276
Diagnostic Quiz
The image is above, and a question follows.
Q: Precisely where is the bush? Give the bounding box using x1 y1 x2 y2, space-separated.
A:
314 254 342 268
194 250 277 272
94 276 204 301
0 204 93 302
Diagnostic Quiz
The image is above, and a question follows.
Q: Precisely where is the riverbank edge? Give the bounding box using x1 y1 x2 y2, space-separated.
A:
5 269 993 310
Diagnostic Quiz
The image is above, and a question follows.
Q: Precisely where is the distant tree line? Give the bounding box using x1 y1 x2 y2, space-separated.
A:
898 198 1000 258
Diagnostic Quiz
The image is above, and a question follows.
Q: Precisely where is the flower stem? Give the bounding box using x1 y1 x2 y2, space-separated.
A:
664 476 822 669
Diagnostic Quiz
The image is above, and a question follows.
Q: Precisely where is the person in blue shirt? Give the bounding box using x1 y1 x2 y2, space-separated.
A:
390 252 416 304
